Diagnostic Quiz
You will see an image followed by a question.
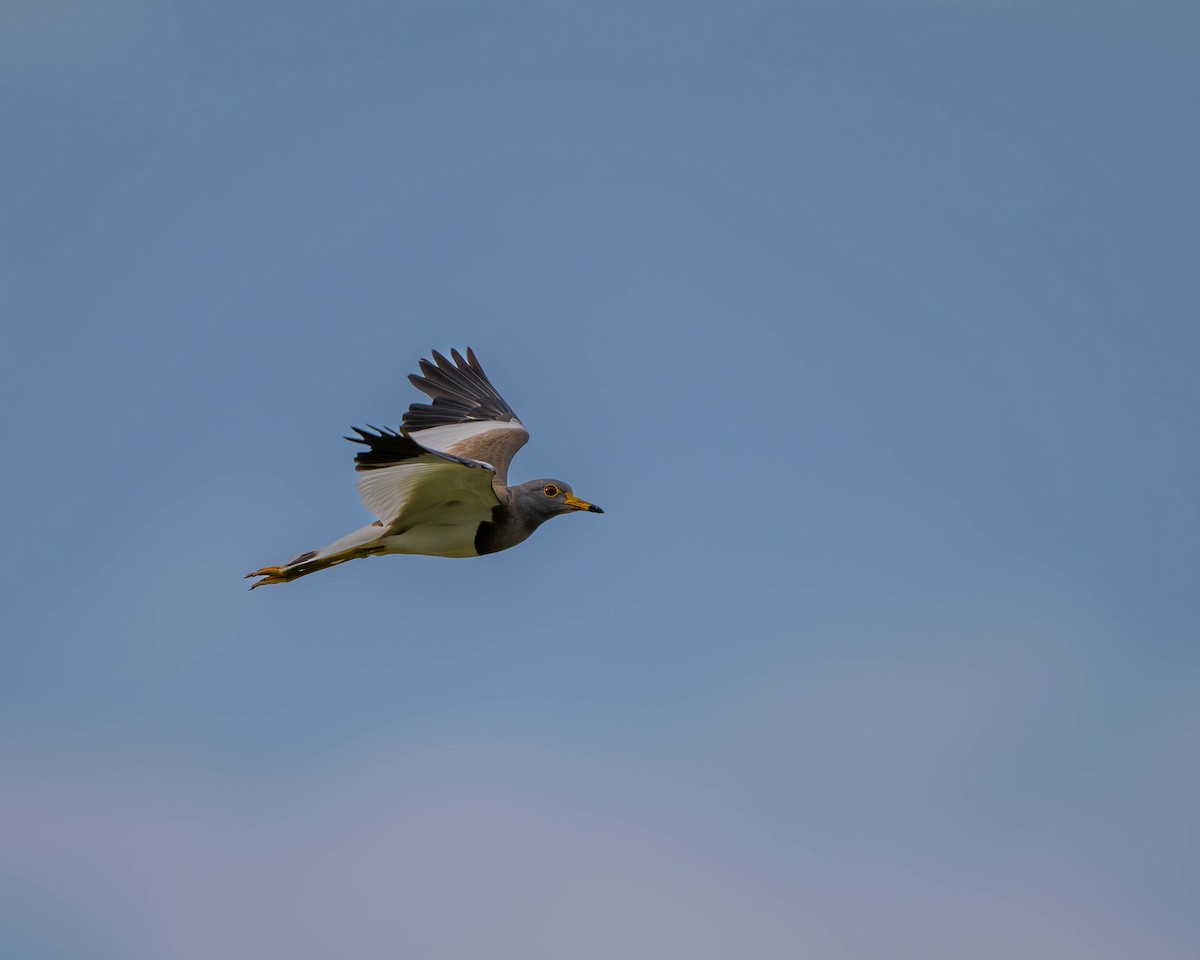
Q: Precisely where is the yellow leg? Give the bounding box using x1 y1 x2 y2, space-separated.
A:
244 545 384 589
244 565 291 589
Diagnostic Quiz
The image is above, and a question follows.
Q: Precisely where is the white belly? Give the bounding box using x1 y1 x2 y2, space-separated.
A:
380 521 480 558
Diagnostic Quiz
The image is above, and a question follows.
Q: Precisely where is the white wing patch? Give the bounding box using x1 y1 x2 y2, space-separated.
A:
408 419 527 460
355 454 498 529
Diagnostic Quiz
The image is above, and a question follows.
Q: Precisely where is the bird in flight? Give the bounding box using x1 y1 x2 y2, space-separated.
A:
246 347 603 589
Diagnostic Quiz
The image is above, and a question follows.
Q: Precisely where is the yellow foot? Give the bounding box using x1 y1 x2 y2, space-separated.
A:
245 565 290 589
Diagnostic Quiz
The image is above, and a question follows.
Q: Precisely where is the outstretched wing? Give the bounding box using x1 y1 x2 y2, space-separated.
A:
402 348 529 487
346 426 500 536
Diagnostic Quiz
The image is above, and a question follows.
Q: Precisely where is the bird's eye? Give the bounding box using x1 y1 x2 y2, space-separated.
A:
543 484 559 498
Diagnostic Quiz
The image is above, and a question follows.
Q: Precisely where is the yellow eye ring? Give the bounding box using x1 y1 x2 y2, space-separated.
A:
543 484 559 498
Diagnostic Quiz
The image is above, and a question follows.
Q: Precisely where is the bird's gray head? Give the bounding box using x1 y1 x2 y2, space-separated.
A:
509 479 604 525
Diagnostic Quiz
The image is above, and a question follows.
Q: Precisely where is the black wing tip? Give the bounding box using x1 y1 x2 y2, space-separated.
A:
431 348 458 371
345 424 401 443
427 344 472 363
347 423 424 469
402 345 517 432
417 346 484 381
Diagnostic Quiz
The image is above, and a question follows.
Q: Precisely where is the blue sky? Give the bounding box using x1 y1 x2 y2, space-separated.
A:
2 1 1198 956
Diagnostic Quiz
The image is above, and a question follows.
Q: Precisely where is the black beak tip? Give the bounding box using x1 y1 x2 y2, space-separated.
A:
588 504 604 514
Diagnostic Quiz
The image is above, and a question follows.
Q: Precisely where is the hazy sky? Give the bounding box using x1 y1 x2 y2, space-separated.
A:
2 2 1197 957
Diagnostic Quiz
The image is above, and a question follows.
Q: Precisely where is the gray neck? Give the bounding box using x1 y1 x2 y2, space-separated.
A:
473 492 548 556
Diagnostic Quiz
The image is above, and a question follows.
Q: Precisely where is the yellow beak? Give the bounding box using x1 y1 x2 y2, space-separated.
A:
563 493 604 514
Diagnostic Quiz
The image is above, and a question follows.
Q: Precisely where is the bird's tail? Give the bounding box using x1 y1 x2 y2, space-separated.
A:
245 522 387 589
